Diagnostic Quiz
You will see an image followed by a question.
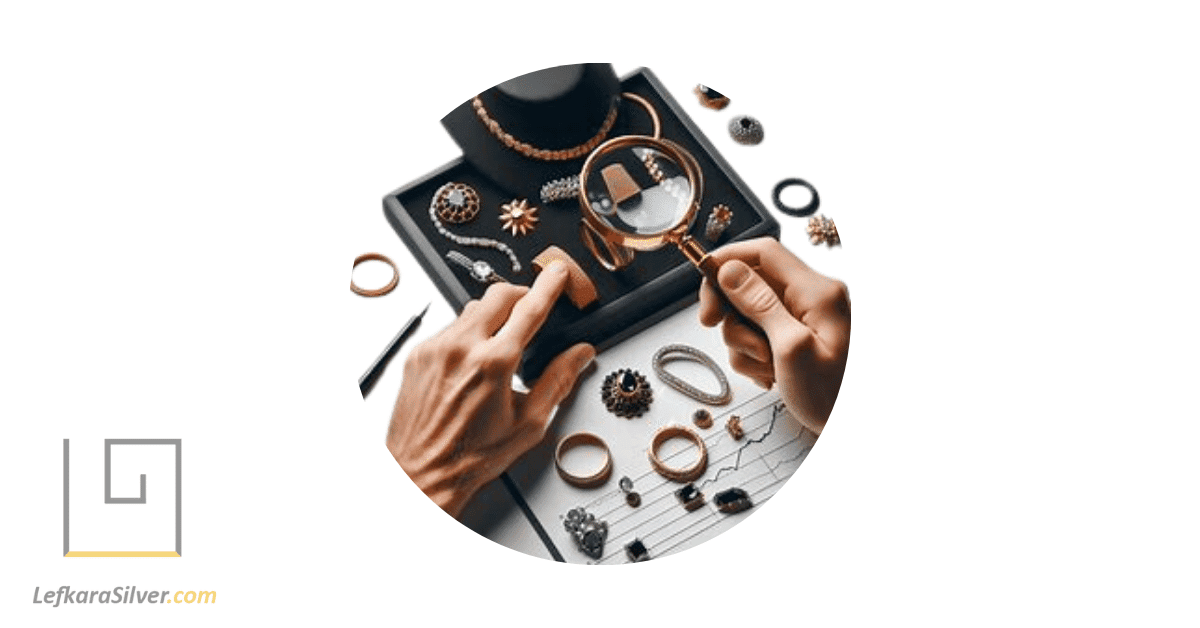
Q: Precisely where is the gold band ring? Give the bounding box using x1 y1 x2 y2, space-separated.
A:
648 425 709 484
350 253 399 297
555 432 613 489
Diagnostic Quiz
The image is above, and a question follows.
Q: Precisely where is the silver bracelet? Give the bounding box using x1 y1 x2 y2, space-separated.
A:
539 174 580 204
652 344 733 406
429 182 521 272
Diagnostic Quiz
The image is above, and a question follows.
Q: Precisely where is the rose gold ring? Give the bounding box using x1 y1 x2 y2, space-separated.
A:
350 253 399 297
555 432 613 489
648 424 708 483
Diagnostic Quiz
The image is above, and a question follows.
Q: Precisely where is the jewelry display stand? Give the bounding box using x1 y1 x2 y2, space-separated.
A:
383 67 779 380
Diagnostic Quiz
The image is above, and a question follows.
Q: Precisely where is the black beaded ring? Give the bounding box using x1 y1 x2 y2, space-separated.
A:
772 178 821 217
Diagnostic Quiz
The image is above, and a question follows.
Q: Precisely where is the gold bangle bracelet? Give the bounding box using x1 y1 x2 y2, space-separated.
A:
621 92 661 139
555 432 613 489
573 92 660 273
648 425 709 484
350 253 399 297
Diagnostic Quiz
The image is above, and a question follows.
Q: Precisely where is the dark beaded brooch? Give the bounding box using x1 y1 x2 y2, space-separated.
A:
601 369 654 418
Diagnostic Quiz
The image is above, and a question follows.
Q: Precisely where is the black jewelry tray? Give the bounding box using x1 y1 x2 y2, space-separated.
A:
383 68 779 381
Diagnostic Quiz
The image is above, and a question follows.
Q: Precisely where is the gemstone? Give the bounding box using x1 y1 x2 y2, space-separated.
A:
714 487 754 514
581 530 605 558
676 483 705 511
619 371 638 393
698 85 724 99
726 416 744 440
619 476 633 492
471 261 491 280
625 539 650 562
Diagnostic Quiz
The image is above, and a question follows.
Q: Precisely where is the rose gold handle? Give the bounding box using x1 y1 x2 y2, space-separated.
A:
678 237 762 334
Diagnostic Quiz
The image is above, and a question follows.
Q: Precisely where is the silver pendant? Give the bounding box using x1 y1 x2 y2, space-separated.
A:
563 507 608 560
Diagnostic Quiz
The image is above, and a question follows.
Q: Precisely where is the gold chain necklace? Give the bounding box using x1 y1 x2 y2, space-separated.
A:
471 95 619 162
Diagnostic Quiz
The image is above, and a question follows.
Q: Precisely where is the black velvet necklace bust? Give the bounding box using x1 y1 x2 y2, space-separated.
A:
441 63 622 195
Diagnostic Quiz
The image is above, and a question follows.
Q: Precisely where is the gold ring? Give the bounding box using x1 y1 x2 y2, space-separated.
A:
580 221 635 271
555 432 613 489
350 253 399 297
648 425 708 483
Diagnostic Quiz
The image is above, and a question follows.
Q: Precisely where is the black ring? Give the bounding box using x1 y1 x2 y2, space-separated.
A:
772 178 821 217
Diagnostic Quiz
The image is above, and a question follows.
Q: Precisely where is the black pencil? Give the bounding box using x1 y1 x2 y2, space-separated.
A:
358 303 430 398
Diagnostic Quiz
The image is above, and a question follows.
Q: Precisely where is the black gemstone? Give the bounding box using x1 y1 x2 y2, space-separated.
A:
677 484 699 502
625 539 649 562
619 371 638 392
582 531 604 558
740 118 753 129
714 487 754 514
715 487 749 506
699 85 725 99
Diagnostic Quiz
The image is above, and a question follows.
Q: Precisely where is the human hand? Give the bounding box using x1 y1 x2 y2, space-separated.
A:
699 237 850 434
386 263 595 518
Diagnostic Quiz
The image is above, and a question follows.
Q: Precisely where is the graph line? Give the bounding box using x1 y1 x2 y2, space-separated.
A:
698 401 788 490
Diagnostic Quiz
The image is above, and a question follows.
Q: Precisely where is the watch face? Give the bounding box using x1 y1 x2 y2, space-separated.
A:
470 261 492 281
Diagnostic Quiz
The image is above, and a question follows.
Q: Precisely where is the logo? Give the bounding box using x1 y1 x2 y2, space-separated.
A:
62 439 182 557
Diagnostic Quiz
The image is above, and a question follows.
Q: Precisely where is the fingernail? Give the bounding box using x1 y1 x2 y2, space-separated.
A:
578 345 597 372
720 261 751 290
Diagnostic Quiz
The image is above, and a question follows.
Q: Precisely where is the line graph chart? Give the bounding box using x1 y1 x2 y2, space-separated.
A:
478 306 824 565
575 391 818 564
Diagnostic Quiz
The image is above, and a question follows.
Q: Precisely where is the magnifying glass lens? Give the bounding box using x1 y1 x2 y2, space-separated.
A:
582 143 693 236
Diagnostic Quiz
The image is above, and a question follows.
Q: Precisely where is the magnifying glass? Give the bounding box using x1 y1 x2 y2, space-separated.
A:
577 134 722 287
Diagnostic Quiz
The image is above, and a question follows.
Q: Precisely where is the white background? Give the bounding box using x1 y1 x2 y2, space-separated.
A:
2 1 1198 626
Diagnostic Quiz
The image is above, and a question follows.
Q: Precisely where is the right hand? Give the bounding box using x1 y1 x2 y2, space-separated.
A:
698 237 850 434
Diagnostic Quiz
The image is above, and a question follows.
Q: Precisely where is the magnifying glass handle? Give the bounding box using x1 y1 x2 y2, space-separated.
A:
681 238 764 335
